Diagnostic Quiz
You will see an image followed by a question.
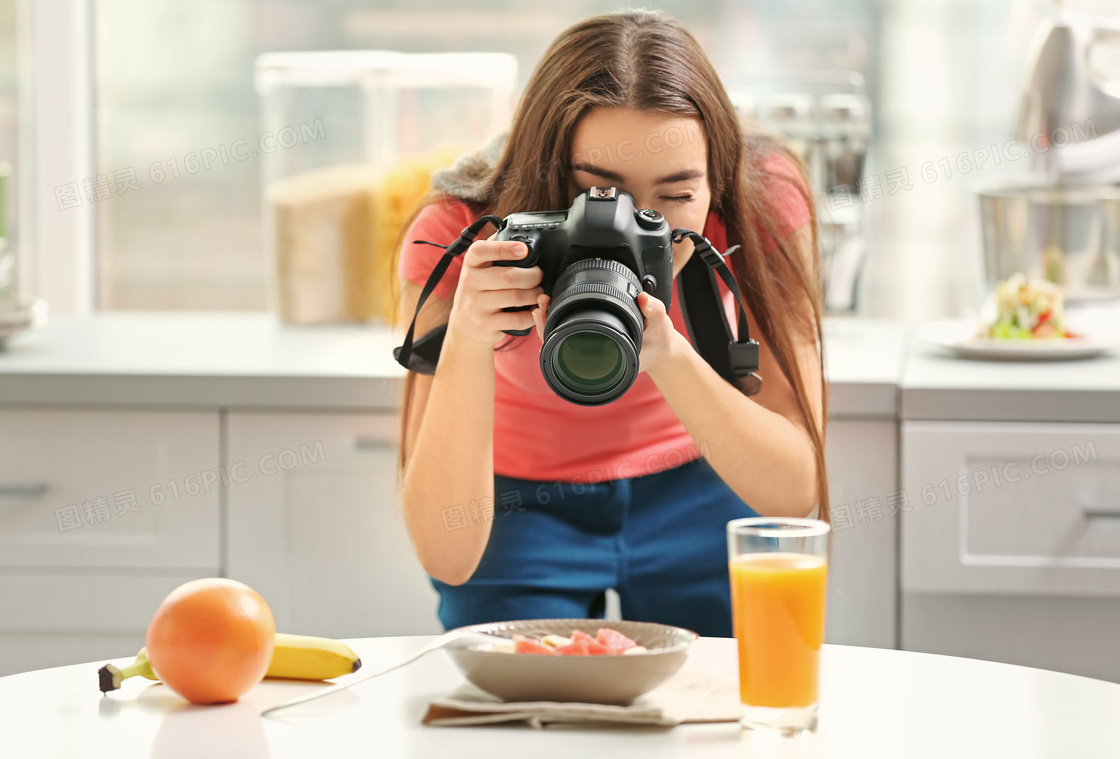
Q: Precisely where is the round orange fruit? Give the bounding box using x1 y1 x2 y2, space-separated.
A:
145 577 276 704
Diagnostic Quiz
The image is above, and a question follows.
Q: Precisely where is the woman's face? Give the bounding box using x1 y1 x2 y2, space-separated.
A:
567 107 711 277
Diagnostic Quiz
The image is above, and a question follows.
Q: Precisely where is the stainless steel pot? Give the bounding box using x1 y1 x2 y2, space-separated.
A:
977 182 1120 303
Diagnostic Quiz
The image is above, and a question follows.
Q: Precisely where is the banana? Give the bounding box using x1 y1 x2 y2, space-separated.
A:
97 633 362 692
98 647 159 692
266 633 362 681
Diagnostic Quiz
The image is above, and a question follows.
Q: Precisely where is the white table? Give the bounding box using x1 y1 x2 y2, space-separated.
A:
4 636 1119 758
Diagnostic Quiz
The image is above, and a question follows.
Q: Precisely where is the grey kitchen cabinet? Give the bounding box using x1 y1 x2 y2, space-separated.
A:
900 421 1120 682
0 408 221 676
0 409 221 570
225 411 442 639
823 419 900 649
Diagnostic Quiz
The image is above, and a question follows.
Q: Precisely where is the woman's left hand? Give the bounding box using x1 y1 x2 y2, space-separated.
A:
531 291 686 377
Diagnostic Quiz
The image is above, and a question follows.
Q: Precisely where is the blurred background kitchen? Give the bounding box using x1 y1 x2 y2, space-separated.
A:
1 0 1120 685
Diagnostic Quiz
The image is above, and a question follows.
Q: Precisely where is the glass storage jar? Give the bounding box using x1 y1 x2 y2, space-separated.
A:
255 50 517 325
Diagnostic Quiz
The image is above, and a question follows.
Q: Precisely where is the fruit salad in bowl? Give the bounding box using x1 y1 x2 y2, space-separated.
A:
443 618 697 705
487 627 649 656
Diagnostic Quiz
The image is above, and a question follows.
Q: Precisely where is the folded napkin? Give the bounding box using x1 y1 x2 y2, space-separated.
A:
421 669 739 729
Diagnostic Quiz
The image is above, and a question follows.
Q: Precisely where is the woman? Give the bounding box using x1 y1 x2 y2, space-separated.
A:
392 9 829 638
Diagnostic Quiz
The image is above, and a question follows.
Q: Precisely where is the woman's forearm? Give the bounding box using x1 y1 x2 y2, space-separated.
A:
401 331 497 585
648 338 819 518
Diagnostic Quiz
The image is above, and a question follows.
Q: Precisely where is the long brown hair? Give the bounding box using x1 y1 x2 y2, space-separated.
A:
392 9 830 521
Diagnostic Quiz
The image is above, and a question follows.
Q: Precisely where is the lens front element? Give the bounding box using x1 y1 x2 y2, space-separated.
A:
553 331 627 395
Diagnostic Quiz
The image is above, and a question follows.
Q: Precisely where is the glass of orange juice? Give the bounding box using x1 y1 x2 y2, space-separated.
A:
727 517 830 735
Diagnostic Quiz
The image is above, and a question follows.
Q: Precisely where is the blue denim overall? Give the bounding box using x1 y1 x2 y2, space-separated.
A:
429 455 760 638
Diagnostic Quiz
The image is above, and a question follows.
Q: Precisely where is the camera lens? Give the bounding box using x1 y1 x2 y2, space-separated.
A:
552 318 627 395
540 258 644 405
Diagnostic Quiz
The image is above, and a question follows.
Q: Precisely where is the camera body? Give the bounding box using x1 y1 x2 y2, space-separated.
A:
493 186 673 315
490 187 674 405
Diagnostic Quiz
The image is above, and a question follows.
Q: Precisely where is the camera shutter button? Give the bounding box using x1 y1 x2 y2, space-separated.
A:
509 235 535 263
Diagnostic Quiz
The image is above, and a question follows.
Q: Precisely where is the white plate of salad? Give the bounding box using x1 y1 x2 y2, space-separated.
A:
917 273 1120 361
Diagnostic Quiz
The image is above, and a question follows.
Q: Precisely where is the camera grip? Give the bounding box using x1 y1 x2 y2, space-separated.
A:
500 304 535 336
493 235 538 336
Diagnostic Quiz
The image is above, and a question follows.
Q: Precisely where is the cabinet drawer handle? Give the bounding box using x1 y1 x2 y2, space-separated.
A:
1082 504 1120 519
353 437 394 450
0 483 49 497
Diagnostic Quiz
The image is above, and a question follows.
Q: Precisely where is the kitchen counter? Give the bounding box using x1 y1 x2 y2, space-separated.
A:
0 312 911 415
0 312 408 410
1 311 1116 420
821 316 909 418
902 338 1120 423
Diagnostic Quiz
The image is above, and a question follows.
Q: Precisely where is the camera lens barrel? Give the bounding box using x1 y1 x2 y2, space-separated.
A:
540 258 646 405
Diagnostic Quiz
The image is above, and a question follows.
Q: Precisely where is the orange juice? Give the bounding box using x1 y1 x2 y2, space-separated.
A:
729 552 828 708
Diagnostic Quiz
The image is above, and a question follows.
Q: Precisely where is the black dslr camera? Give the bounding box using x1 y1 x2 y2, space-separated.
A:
492 187 673 405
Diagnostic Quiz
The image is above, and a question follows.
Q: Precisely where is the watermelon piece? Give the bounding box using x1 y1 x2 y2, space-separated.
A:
569 629 610 655
552 637 591 656
513 635 556 655
596 627 638 653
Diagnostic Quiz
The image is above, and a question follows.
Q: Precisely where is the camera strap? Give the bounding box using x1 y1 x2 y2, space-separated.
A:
393 214 503 375
671 229 763 396
392 216 762 397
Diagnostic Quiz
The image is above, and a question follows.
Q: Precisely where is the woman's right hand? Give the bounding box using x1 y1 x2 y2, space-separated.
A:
445 237 544 350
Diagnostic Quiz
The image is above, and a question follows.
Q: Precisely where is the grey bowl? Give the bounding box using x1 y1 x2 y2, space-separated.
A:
443 618 698 706
976 180 1120 304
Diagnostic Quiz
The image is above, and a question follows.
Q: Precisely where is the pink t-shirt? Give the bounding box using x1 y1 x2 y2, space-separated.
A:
398 155 811 482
